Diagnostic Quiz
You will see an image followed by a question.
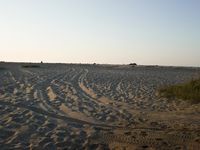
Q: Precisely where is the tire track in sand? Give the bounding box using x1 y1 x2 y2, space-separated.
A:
90 131 200 150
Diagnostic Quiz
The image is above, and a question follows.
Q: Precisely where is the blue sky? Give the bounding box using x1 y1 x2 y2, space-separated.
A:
0 0 199 66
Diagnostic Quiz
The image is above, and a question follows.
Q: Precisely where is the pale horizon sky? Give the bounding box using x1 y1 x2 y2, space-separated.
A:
0 0 200 66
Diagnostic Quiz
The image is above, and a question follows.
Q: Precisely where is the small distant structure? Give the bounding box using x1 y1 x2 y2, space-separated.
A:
41 61 43 64
129 63 137 66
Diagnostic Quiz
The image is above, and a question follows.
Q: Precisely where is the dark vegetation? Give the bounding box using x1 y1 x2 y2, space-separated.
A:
0 67 6 70
159 77 200 104
129 63 137 66
0 61 6 70
22 65 41 68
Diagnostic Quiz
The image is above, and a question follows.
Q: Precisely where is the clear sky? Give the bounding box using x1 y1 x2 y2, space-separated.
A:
0 0 199 66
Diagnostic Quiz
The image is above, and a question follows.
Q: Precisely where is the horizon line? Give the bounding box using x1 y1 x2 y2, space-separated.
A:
1 61 199 68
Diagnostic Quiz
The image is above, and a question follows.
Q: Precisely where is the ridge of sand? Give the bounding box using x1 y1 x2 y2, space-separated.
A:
46 86 57 101
59 103 95 123
79 82 97 99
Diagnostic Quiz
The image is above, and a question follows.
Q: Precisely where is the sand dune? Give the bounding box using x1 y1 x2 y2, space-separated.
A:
0 63 200 149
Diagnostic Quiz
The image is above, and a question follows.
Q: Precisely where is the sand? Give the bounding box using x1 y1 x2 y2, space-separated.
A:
0 62 200 149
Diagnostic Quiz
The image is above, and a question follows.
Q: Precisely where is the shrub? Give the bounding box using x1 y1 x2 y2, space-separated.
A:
159 77 200 104
129 63 137 66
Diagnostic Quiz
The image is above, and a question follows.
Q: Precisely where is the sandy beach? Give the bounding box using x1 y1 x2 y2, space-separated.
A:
1 63 200 150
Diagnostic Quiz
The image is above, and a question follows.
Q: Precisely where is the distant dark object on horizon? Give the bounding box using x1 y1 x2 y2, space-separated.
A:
22 65 41 68
129 63 137 66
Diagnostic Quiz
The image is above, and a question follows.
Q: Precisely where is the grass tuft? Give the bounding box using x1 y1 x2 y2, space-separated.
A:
159 77 200 104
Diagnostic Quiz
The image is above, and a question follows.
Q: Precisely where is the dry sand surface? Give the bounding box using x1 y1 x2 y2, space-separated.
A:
1 63 200 150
